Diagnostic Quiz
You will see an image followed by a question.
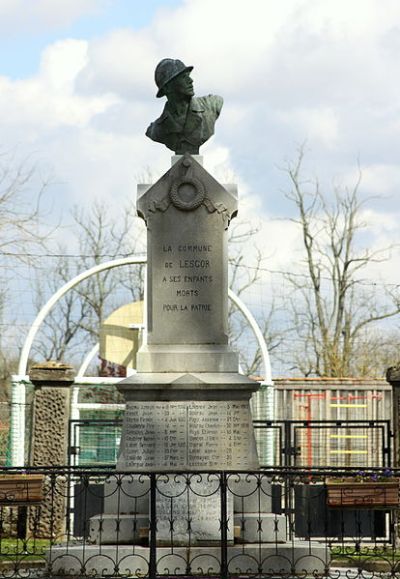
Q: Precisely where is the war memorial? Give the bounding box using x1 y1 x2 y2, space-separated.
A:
46 58 328 576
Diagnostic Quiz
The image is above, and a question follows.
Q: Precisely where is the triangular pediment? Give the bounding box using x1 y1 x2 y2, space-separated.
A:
137 154 237 225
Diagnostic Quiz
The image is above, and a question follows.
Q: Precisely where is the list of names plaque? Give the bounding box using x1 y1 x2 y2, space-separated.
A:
120 400 256 470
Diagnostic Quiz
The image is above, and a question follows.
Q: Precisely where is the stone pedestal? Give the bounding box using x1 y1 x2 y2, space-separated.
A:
114 371 258 546
29 362 75 467
115 155 260 547
135 155 239 376
47 156 330 574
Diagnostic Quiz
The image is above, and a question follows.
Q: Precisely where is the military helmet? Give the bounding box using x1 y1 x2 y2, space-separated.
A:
155 58 193 98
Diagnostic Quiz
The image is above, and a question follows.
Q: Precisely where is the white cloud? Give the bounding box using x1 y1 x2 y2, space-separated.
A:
38 39 88 91
360 164 400 196
0 40 117 137
76 29 159 99
277 107 339 148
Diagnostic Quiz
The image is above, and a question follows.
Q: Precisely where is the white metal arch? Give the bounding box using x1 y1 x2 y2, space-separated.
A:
70 344 101 422
17 256 147 377
228 289 272 385
77 344 100 379
18 256 272 383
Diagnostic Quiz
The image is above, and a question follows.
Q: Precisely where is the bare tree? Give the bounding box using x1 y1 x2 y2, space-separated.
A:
283 146 400 377
0 152 54 398
70 201 145 340
0 154 50 256
33 254 92 362
33 200 146 364
350 328 400 377
228 220 282 376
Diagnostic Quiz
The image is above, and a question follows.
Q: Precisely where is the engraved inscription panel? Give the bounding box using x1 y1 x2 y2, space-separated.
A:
119 400 258 470
148 207 227 345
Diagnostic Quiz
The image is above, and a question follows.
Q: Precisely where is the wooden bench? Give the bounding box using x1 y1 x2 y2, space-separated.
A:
0 474 44 505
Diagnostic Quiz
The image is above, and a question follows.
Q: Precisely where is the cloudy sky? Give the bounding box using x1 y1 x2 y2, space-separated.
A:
2 0 400 369
0 0 398 273
0 1 398 214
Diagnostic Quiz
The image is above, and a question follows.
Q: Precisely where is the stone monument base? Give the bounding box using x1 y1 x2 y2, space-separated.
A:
47 542 329 576
117 374 260 471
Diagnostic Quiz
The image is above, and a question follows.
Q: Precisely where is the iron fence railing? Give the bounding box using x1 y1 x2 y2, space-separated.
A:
253 419 392 468
0 466 399 577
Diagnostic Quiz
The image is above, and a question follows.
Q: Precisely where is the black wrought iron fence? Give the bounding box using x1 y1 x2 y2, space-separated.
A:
253 419 392 468
0 466 399 578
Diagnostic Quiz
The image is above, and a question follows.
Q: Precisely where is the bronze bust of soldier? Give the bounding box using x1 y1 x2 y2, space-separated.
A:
146 58 223 154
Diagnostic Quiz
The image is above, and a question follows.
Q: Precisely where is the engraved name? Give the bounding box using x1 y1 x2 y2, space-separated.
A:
179 259 210 268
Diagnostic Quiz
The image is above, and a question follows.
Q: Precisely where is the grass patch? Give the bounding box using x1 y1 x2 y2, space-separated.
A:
0 538 50 562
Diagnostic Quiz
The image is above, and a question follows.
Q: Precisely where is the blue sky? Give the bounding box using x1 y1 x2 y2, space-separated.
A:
0 1 181 78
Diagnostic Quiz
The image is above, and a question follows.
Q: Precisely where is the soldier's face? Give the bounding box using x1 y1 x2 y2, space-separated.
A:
171 71 194 98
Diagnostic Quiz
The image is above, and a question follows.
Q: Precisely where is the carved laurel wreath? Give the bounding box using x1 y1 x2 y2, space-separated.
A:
169 176 205 211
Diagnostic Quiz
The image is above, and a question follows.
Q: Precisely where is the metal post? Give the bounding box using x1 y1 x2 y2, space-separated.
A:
284 421 291 468
220 472 228 579
10 375 28 466
386 420 392 468
386 367 400 467
149 473 157 579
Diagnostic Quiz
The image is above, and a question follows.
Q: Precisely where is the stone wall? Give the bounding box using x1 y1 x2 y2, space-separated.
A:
31 387 70 466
